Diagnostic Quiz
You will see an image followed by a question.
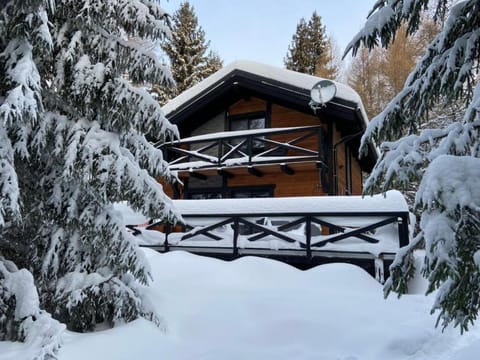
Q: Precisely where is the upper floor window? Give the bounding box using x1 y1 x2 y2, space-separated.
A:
230 115 265 132
229 112 267 153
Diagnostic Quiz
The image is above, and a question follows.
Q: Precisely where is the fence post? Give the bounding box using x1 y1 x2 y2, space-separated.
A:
164 224 171 253
233 217 239 257
306 216 312 260
374 257 385 284
398 214 409 247
218 139 223 165
248 136 253 164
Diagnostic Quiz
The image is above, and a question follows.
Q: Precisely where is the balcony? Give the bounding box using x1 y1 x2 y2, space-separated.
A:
158 125 327 177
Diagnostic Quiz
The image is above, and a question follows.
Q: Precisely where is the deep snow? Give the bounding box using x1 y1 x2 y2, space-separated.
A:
2 249 480 360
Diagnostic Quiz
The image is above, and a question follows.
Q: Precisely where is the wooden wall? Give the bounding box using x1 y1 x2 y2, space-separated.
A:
165 96 364 199
228 168 325 197
229 97 266 115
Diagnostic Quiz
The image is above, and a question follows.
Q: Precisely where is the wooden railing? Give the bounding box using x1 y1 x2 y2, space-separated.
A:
145 211 408 253
158 125 327 170
138 208 409 283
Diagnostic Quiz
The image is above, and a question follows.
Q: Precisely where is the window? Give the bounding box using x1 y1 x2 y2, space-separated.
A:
230 185 275 235
188 192 223 200
229 112 267 153
185 176 224 199
230 187 273 199
230 114 266 132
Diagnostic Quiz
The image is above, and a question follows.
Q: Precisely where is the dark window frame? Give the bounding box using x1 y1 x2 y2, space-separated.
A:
227 111 270 154
185 187 224 200
184 184 275 200
227 110 271 131
229 184 275 198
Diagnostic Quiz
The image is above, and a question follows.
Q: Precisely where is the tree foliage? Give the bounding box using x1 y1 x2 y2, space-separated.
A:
345 0 480 332
348 46 386 117
0 0 178 345
348 21 439 118
284 11 340 79
157 1 223 103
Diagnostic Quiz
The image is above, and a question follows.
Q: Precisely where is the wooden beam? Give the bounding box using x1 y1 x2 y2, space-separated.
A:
280 164 295 175
247 166 263 177
217 168 234 179
189 171 207 181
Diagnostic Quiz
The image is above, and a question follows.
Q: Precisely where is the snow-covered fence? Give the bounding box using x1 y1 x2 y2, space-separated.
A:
130 191 410 282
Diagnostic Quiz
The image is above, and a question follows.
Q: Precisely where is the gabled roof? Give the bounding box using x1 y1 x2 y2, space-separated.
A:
162 60 369 133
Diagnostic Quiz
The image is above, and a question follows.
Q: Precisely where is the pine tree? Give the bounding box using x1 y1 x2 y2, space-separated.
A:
0 0 178 343
0 2 65 352
285 11 339 79
285 18 311 74
158 1 222 103
346 0 480 332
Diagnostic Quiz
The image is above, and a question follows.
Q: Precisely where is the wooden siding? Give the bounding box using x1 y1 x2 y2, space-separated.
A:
228 98 267 116
165 96 364 199
336 145 348 195
271 103 321 128
270 104 326 157
228 166 325 197
351 157 363 195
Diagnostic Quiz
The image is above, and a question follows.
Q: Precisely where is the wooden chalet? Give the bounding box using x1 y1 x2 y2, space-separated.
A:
136 61 410 282
160 60 377 199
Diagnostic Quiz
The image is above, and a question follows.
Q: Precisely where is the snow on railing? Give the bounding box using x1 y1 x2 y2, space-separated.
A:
158 125 326 171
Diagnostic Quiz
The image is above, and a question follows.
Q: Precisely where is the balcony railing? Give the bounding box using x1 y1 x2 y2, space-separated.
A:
158 125 326 171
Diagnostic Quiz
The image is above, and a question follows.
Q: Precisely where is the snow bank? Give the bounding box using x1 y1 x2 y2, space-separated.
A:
4 249 480 359
59 250 480 359
0 260 64 360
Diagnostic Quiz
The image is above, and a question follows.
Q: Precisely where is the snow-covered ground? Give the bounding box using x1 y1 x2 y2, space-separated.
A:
2 249 480 360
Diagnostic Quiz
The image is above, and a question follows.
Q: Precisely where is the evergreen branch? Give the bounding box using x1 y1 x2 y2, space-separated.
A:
364 119 480 195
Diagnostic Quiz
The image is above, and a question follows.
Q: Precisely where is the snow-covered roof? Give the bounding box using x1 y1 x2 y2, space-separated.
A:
115 191 408 226
171 190 408 216
162 60 369 127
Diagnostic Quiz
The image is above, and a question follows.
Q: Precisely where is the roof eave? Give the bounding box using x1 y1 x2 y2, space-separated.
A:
164 69 367 130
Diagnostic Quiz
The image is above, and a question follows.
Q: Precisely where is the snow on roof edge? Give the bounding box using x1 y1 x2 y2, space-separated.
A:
115 191 409 225
172 190 409 215
162 60 369 128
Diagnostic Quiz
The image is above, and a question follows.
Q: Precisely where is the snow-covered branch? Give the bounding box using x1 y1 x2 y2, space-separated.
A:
0 258 64 356
364 118 480 194
1 0 178 338
350 0 480 332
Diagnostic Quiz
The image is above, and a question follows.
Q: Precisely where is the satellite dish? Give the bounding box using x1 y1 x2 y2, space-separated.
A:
310 80 337 106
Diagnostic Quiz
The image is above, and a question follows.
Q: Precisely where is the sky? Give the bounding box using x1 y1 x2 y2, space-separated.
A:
162 0 374 68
